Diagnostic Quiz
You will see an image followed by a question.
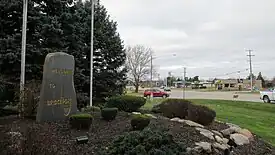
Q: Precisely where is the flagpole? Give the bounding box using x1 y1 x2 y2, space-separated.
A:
90 0 94 106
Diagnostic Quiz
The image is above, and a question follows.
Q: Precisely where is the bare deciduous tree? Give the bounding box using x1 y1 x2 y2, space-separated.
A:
125 45 153 93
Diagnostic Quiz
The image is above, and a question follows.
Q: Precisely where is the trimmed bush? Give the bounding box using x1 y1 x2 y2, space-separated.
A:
101 108 118 121
69 113 93 130
152 99 192 119
0 105 19 117
84 106 101 113
105 95 146 112
187 104 216 126
99 128 186 155
131 114 150 130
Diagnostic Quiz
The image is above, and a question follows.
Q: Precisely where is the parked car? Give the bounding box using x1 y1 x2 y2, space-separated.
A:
260 88 275 103
164 87 171 91
144 89 170 98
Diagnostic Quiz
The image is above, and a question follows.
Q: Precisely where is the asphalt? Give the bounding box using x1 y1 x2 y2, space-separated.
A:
169 90 262 102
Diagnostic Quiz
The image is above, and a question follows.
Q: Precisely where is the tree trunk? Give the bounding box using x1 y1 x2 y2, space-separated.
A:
135 85 139 93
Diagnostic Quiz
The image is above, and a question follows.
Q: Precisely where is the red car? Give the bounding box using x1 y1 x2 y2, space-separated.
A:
144 89 170 98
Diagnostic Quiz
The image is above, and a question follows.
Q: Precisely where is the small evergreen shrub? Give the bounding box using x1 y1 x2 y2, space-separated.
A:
152 99 191 119
106 95 146 112
84 106 101 112
101 108 118 121
69 113 93 129
99 128 187 155
131 114 151 130
187 104 216 126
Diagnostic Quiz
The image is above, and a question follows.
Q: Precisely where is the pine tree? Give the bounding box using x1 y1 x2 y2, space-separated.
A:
0 0 127 104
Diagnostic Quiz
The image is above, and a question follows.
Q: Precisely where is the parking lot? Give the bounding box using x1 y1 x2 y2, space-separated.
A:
169 90 262 102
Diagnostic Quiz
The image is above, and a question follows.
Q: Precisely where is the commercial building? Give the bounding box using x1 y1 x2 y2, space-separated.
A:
214 79 262 91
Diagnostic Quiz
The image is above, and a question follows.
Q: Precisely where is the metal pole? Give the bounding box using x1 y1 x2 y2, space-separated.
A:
150 54 153 99
246 49 254 92
90 0 94 106
183 67 186 99
20 0 28 94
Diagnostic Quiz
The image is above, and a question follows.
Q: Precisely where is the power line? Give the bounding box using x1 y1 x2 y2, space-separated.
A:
246 49 255 92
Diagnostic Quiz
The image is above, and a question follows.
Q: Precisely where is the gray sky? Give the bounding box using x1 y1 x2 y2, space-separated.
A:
101 0 275 80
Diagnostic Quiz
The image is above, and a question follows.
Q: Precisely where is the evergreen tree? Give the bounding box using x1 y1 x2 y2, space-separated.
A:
257 72 265 88
0 0 127 104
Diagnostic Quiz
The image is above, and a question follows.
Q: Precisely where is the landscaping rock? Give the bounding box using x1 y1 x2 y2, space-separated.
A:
230 133 250 146
212 142 230 151
144 114 157 119
170 117 181 122
211 130 223 138
221 127 240 137
237 128 254 140
195 142 212 153
226 122 241 129
132 112 141 115
215 135 224 144
222 138 229 144
195 128 214 140
184 120 204 128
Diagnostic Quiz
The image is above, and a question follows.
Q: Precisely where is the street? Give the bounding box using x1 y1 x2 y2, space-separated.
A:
169 90 262 102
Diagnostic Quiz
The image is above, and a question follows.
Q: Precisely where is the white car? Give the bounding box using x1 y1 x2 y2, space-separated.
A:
260 88 275 103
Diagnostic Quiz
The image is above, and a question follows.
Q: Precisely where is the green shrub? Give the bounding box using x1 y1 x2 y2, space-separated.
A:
0 105 19 117
69 113 93 130
105 95 146 112
187 104 216 126
84 106 101 113
152 99 191 119
99 128 186 155
101 108 118 121
131 114 151 130
15 81 40 118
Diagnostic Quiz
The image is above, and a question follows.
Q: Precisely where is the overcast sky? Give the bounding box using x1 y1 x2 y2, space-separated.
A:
101 0 275 80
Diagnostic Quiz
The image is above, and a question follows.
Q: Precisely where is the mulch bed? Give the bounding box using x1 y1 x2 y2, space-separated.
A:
0 112 275 155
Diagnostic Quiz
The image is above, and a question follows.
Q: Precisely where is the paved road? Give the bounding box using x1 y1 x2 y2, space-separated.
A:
169 90 262 102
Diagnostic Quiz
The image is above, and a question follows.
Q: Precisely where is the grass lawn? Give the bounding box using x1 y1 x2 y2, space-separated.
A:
142 98 275 146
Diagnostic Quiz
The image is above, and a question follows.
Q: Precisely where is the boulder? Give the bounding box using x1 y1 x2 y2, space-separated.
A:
144 114 157 119
237 128 254 140
221 127 240 137
222 138 229 144
183 120 204 128
132 112 141 115
170 117 181 122
195 128 214 140
212 142 230 151
195 142 212 153
230 133 250 146
211 130 223 138
215 135 223 144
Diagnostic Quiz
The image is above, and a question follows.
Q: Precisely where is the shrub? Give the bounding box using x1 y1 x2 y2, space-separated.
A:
101 108 118 121
105 95 146 112
187 104 216 126
15 80 40 118
84 106 101 113
69 113 93 129
131 114 151 130
76 93 89 110
99 128 186 155
152 99 191 119
0 105 19 117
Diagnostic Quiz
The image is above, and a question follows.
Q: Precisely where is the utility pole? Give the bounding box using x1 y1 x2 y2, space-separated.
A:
90 0 94 106
246 49 255 92
183 67 186 99
20 0 28 95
